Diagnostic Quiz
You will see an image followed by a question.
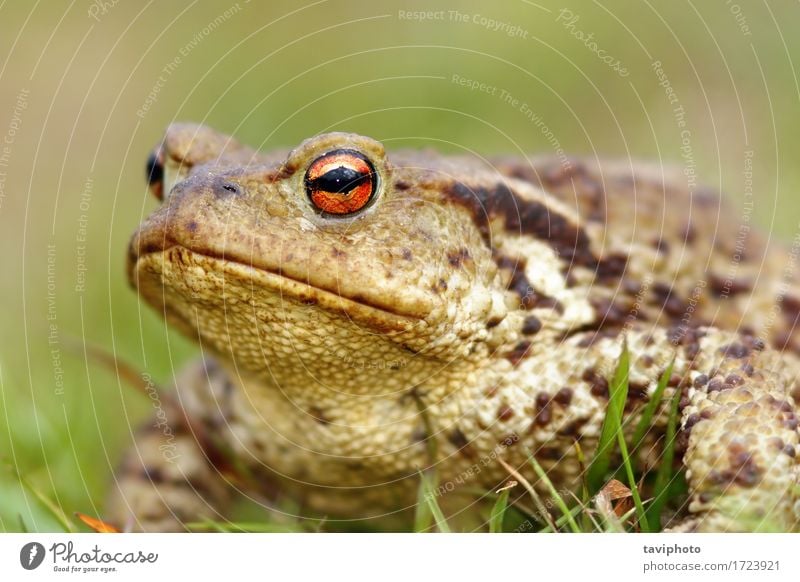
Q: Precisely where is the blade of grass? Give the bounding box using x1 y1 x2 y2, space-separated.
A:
630 359 675 455
526 452 581 533
6 464 76 532
615 419 650 532
537 504 586 533
646 383 683 531
587 340 630 493
417 470 450 533
414 468 436 532
497 457 558 531
489 488 510 533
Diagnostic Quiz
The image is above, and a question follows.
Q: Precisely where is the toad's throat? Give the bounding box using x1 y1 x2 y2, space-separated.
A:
131 244 422 333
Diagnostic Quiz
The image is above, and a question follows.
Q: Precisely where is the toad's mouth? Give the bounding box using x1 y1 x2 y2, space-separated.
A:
130 243 422 334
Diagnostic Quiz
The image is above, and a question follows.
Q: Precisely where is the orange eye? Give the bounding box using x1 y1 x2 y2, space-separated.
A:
304 149 377 216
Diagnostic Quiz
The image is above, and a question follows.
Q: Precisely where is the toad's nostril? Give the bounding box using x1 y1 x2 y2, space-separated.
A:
146 150 164 200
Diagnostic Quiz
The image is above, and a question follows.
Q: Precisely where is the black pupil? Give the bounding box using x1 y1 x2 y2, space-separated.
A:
146 152 163 185
311 165 369 194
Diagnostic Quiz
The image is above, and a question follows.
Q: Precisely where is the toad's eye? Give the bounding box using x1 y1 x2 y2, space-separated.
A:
304 149 377 216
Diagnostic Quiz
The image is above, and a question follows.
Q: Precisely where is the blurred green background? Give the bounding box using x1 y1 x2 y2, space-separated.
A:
1 0 799 531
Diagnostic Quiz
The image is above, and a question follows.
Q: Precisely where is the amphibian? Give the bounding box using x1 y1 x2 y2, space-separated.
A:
111 123 800 532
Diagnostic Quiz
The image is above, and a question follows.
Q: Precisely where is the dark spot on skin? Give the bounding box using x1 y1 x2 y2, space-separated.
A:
308 406 330 425
699 408 714 420
722 442 763 488
773 329 798 353
650 283 688 318
740 363 754 376
622 279 642 295
141 466 164 483
521 315 542 335
627 382 649 401
557 417 588 437
499 433 519 447
651 237 669 254
495 254 555 310
667 373 682 388
784 445 796 458
395 180 411 191
507 341 532 365
445 181 624 277
536 296 565 314
401 248 413 261
680 415 701 443
707 379 725 393
590 297 637 328
725 374 744 386
720 343 750 359
448 428 476 458
709 275 752 297
640 354 654 368
531 392 553 427
681 223 697 244
582 369 609 398
554 387 573 406
533 408 551 426
537 447 564 461
446 248 471 268
693 374 709 387
535 392 551 409
186 220 198 233
331 248 346 258
780 295 800 327
595 253 628 280
497 405 515 421
486 316 504 328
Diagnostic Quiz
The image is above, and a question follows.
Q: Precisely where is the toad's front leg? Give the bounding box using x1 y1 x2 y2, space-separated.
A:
105 359 240 532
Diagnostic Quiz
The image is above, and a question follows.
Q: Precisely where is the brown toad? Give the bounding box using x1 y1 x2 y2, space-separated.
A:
111 123 800 532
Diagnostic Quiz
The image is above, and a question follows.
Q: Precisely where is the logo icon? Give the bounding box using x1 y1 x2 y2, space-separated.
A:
19 542 46 570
